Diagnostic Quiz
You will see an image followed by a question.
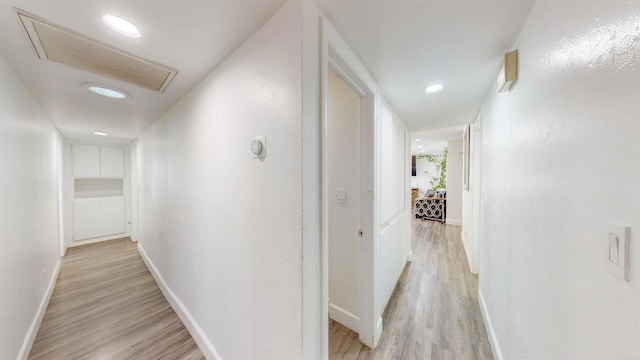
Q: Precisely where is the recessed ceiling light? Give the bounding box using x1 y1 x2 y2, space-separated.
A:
425 83 444 94
103 15 141 38
421 150 426 153
417 145 423 148
94 132 107 136
414 139 421 142
87 85 128 99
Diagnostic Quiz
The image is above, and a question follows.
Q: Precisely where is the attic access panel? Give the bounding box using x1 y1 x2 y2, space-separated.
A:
16 8 178 93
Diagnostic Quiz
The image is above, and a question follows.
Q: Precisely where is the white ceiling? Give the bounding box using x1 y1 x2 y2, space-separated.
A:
411 125 464 155
314 0 536 131
0 0 536 144
412 141 448 156
0 0 286 144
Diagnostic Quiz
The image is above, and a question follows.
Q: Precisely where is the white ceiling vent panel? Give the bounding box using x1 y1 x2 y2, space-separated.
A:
16 8 178 93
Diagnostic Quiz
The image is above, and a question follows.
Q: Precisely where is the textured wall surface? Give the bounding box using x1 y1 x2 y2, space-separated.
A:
0 55 61 360
479 1 640 358
136 3 303 359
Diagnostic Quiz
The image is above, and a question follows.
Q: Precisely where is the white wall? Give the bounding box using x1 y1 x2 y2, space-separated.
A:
327 71 360 331
0 55 61 359
445 140 463 225
136 3 303 359
380 106 407 224
301 3 324 358
478 1 640 359
378 104 412 317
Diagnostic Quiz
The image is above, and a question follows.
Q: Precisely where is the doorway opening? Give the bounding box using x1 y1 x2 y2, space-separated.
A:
409 119 482 274
326 69 362 335
322 40 377 353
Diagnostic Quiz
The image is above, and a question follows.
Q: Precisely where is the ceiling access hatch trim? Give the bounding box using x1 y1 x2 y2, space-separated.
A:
15 8 178 93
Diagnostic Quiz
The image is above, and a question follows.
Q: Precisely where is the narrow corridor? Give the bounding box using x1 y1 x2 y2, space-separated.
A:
329 220 492 360
29 239 204 360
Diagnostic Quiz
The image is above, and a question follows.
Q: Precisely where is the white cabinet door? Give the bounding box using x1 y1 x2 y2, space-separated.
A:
72 144 100 178
100 147 125 178
73 198 102 240
73 197 125 241
101 196 126 236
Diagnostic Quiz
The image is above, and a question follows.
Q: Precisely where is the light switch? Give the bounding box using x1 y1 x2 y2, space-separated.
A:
336 189 347 204
607 221 630 281
609 234 619 264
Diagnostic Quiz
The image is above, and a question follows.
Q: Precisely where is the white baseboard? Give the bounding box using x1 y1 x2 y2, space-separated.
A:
138 245 222 360
68 233 130 248
406 250 413 262
329 303 359 333
18 259 61 360
478 290 503 360
461 232 478 275
446 219 462 226
374 316 383 346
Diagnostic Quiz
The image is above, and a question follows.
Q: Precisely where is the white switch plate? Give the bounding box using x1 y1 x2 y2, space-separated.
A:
609 234 619 264
335 189 347 204
607 221 630 281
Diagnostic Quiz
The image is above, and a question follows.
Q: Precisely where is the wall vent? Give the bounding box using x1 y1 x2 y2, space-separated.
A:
15 8 178 93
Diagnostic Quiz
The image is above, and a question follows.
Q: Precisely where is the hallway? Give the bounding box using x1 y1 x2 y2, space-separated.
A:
329 220 493 360
29 239 204 360
2 1 639 358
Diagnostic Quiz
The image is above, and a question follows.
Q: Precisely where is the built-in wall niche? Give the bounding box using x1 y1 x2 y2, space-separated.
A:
74 178 124 198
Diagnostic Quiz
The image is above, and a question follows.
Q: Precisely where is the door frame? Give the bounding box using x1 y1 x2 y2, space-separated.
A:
55 131 67 257
471 112 483 273
130 140 139 243
321 18 380 353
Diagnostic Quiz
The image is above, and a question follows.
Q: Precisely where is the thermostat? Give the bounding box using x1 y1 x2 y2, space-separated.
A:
251 135 266 159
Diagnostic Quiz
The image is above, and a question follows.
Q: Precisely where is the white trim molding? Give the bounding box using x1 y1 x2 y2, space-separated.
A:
18 260 61 360
406 250 413 263
461 232 478 275
328 303 359 333
138 245 222 360
478 290 503 360
446 219 462 226
375 316 383 343
68 234 131 248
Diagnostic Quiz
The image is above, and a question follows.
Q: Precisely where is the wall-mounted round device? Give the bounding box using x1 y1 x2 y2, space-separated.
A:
251 139 263 155
251 135 266 159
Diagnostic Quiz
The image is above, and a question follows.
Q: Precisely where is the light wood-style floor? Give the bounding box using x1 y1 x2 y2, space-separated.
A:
329 219 494 360
29 238 204 360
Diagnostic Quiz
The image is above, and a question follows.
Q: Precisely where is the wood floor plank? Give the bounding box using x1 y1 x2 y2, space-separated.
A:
29 238 204 360
330 219 494 360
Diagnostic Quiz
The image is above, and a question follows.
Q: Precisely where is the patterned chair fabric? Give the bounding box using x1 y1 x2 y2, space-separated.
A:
415 190 447 223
